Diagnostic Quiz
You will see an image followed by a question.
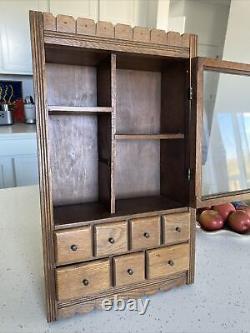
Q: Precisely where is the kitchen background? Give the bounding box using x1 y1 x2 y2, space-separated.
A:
0 0 248 189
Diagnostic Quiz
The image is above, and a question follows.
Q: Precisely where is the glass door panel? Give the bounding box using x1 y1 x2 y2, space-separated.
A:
202 70 250 197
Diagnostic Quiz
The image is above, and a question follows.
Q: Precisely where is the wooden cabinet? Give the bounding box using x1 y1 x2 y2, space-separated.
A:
30 11 197 322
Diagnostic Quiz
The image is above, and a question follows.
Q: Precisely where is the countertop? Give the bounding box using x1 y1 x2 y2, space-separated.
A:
0 124 36 138
0 185 250 333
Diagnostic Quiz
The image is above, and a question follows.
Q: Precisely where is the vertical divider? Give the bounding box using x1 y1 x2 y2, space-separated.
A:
111 53 117 214
97 53 116 214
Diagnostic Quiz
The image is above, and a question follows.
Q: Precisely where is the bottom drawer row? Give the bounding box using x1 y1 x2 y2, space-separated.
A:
56 243 190 302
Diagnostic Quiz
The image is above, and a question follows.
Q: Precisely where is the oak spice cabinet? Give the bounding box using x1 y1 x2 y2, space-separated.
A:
30 10 250 322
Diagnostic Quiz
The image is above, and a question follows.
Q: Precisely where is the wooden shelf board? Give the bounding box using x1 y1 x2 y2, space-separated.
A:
115 133 184 140
48 106 113 114
53 195 184 227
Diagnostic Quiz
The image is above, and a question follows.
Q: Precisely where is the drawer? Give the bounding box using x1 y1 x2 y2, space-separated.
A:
114 252 145 287
55 226 92 265
56 259 110 301
94 221 128 257
146 243 189 280
130 216 161 250
163 212 190 245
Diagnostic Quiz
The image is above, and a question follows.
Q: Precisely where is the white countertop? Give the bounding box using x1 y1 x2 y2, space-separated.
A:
0 185 250 333
0 124 36 138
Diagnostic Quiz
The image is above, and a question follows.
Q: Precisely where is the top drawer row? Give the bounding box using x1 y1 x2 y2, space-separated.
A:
55 212 190 265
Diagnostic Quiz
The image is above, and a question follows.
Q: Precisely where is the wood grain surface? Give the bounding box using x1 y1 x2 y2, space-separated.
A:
94 221 128 256
113 252 145 287
56 259 110 301
146 243 189 279
130 216 161 250
55 226 92 265
48 115 98 205
163 212 190 245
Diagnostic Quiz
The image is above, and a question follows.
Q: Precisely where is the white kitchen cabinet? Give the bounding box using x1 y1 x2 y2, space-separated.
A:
0 125 38 188
0 157 15 188
0 0 48 75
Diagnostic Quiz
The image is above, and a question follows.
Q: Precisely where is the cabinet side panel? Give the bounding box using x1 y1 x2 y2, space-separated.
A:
29 11 56 322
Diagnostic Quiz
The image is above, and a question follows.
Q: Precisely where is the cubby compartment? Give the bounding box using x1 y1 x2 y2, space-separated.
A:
115 55 190 211
45 46 113 110
49 112 113 223
115 140 160 198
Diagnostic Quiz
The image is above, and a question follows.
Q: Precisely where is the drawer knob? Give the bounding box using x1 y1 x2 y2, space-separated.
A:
144 232 150 238
168 260 175 266
108 237 115 244
82 279 89 286
127 268 134 275
70 244 78 251
176 227 181 232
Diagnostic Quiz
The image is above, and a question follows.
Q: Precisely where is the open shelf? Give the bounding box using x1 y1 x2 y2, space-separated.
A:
48 106 113 115
115 133 184 140
53 195 184 226
45 48 113 108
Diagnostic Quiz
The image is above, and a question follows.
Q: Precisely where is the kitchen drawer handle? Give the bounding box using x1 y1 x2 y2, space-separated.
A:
70 244 78 251
168 260 174 266
127 268 134 275
82 279 89 286
108 237 115 244
144 232 150 238
175 227 181 232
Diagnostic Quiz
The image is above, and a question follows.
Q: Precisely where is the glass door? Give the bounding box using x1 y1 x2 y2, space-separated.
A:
192 58 250 207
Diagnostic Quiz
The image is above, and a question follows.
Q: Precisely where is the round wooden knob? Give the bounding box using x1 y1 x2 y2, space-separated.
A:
176 227 181 232
70 244 78 251
168 260 174 266
127 268 134 275
144 232 150 238
108 237 115 244
82 279 89 286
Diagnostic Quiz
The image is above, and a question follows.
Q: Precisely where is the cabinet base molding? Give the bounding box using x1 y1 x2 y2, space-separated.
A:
57 273 187 319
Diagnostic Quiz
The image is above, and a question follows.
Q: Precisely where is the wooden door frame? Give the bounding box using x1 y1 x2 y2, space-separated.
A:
192 57 250 208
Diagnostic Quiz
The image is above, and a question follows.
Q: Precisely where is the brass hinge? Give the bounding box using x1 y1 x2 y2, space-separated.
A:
189 87 193 101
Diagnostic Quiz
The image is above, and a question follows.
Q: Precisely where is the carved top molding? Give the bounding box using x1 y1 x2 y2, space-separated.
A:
42 12 197 52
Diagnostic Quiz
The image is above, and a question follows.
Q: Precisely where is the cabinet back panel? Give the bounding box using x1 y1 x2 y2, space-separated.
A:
116 140 160 199
48 115 98 205
116 69 161 134
161 61 188 133
46 63 97 107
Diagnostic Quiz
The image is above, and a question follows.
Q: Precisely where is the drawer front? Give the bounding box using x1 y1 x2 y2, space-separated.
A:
55 226 92 265
146 243 189 280
130 216 161 250
56 259 110 301
114 252 145 287
163 212 190 245
94 221 128 257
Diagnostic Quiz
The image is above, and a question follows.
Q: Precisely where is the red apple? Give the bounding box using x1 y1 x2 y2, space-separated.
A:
228 210 250 234
212 203 235 221
236 205 250 218
196 207 210 220
198 210 224 231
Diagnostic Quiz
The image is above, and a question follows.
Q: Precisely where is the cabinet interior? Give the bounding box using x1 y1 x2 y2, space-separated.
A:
45 46 190 226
